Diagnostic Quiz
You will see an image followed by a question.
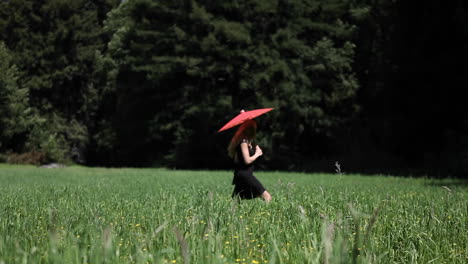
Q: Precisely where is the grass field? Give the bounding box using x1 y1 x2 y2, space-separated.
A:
0 164 466 264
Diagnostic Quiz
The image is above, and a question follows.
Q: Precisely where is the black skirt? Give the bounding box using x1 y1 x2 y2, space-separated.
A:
232 170 266 199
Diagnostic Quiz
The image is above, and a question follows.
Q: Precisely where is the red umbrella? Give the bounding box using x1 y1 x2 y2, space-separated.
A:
218 108 274 132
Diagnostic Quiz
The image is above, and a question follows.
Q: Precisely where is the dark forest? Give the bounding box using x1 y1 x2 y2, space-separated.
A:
1 0 467 177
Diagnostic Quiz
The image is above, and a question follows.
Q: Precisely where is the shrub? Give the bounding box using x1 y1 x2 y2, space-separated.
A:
5 149 47 165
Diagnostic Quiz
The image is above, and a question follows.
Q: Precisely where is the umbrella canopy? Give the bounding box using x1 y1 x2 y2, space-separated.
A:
218 108 273 132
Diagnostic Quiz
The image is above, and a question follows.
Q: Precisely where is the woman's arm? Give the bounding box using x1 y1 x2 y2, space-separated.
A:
240 142 263 165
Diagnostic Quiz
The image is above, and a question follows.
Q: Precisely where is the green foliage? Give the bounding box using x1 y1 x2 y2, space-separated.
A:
26 114 88 164
0 41 86 163
0 0 366 167
4 149 46 165
1 0 465 175
0 0 119 164
0 42 34 149
101 0 363 166
0 42 71 163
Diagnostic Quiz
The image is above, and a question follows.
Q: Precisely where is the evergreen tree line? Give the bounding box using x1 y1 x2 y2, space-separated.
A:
0 0 466 177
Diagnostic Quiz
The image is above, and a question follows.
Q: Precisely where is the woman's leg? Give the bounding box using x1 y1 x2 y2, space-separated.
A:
261 191 272 202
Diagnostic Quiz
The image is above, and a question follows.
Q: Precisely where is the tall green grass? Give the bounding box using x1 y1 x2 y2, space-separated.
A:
0 165 466 263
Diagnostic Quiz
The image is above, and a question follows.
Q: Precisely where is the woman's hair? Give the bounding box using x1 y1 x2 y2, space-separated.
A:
228 119 257 162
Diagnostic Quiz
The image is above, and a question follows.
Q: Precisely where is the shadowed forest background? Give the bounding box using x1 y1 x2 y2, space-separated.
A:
0 0 466 177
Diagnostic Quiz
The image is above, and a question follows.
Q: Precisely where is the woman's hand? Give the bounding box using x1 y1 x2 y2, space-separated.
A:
255 145 263 157
240 143 262 165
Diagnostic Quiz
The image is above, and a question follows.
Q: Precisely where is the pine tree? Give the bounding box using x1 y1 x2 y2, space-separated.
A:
102 0 363 167
0 0 119 163
0 42 34 151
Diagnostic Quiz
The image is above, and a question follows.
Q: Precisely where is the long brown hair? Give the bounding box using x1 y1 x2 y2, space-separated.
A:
228 119 257 162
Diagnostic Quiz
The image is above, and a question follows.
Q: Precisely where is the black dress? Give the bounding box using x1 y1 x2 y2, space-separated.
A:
232 139 266 199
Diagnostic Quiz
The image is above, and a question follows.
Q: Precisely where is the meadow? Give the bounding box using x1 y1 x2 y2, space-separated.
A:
0 164 466 264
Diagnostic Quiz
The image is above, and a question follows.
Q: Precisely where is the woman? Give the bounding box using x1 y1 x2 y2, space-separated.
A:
228 119 272 202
